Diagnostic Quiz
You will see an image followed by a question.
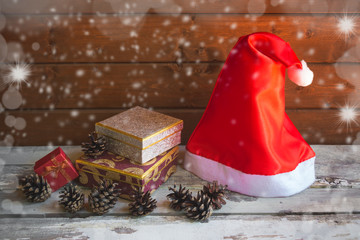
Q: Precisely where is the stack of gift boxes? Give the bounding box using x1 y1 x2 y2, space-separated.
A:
33 106 183 199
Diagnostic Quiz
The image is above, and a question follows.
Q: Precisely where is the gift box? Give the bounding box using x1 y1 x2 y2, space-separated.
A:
95 106 183 164
34 147 79 191
76 146 178 200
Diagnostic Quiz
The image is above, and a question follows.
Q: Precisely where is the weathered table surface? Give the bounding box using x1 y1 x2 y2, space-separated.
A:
0 145 359 239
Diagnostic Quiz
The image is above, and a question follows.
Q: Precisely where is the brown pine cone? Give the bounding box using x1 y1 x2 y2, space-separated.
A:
89 180 119 215
167 184 192 211
81 132 106 157
185 190 213 222
203 181 228 210
59 184 84 213
20 174 52 202
129 190 157 216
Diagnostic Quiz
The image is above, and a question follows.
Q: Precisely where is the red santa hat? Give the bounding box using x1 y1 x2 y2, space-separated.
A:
184 32 316 197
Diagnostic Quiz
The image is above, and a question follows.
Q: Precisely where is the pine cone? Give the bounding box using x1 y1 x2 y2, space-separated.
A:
129 190 157 216
185 191 213 222
59 184 84 213
89 180 119 215
203 181 228 210
167 184 192 211
20 174 52 202
81 132 106 157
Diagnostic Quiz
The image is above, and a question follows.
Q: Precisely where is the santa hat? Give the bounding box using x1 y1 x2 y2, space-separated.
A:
184 32 316 197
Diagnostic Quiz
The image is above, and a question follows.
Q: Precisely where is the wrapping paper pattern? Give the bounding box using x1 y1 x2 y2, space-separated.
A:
34 147 79 191
76 147 178 200
95 106 183 163
103 130 181 164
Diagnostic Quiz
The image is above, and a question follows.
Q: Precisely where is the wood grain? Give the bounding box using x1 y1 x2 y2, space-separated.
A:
0 145 358 238
0 63 358 109
0 215 359 239
1 2 359 147
1 186 359 216
0 109 359 146
1 0 359 14
2 15 359 63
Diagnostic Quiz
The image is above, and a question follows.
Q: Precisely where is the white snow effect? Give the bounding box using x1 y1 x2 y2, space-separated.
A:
307 48 315 56
130 30 138 38
317 79 325 85
31 42 40 51
162 19 171 26
182 15 191 23
86 49 94 57
6 116 26 130
230 23 237 29
2 87 23 110
5 115 16 127
0 134 14 147
70 110 80 118
252 71 259 80
337 103 359 129
76 69 85 77
83 93 92 100
34 116 42 123
336 83 345 91
122 18 132 26
185 67 192 76
297 31 304 39
224 6 231 13
1 199 24 214
132 82 142 89
88 114 96 121
173 72 180 79
337 15 357 39
270 0 285 6
3 62 31 88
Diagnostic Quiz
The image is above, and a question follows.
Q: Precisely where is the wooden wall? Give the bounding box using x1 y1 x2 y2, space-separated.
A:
0 0 360 146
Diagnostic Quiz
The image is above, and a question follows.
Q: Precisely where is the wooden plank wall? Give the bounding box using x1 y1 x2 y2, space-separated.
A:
0 0 360 146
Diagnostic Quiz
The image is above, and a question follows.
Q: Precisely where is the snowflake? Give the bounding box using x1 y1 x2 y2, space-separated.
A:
3 62 31 88
337 103 359 130
337 15 357 39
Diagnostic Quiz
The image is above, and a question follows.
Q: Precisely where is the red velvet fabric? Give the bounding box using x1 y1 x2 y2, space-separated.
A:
186 32 315 176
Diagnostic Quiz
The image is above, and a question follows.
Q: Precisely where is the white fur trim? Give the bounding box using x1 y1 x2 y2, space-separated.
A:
288 60 314 87
184 151 315 197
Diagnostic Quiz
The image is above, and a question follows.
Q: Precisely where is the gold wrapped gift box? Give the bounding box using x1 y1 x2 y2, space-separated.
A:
95 106 183 164
76 146 178 200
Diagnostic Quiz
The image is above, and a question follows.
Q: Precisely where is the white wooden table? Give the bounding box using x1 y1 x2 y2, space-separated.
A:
0 145 359 239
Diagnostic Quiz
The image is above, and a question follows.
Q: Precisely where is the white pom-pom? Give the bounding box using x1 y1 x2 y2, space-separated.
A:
288 60 314 87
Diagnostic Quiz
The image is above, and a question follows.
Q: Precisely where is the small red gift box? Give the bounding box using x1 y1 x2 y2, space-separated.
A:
34 147 79 191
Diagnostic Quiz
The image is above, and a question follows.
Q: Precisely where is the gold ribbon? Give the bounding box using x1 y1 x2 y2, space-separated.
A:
42 158 72 181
